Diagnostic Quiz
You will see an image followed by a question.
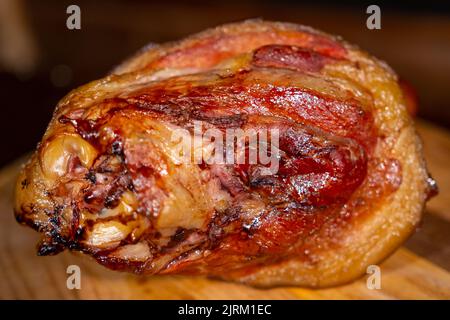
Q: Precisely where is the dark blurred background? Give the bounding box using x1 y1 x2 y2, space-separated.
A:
1 0 450 167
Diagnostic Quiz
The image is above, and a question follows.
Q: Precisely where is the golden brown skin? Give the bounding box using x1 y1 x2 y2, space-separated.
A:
14 20 436 287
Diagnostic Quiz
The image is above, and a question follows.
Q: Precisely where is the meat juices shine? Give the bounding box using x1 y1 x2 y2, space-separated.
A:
14 20 436 287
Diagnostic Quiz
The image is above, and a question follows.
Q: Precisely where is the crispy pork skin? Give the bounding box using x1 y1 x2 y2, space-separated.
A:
14 20 436 287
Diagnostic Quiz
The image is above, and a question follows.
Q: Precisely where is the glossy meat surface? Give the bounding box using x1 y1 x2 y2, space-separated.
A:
14 20 435 287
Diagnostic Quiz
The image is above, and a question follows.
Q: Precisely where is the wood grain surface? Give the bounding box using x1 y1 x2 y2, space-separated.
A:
0 120 449 300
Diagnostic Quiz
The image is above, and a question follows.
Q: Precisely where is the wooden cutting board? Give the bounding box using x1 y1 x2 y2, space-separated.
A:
1 120 449 300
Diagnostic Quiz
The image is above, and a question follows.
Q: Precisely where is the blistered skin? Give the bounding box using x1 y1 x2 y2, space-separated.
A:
14 20 436 287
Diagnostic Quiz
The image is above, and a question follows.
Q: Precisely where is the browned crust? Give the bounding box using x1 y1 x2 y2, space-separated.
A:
14 20 431 287
224 126 429 287
113 20 429 287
